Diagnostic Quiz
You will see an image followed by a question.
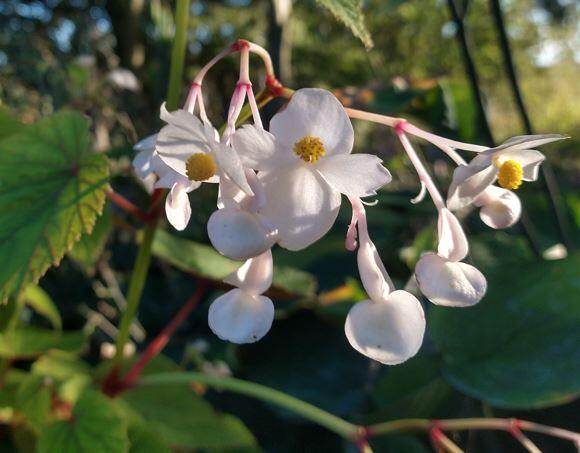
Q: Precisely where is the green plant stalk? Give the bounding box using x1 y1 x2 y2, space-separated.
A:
112 223 156 367
166 0 192 111
111 0 191 368
140 372 360 439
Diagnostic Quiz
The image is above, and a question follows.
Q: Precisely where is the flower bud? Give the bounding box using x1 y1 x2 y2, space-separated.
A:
207 208 278 261
474 186 521 229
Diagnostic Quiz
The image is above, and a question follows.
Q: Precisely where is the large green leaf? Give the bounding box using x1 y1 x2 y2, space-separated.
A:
37 390 129 453
0 106 24 140
0 327 87 359
122 383 257 450
430 253 580 409
152 229 316 298
315 0 373 48
15 374 52 433
68 206 112 273
0 111 109 302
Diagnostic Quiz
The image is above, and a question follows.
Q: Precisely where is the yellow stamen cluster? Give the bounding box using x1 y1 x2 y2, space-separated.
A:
497 159 523 190
293 135 326 164
186 153 217 181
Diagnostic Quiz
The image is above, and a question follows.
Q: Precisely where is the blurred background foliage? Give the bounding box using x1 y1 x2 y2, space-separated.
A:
0 0 579 452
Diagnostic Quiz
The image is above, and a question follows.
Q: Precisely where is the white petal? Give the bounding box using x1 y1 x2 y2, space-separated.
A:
495 134 567 151
207 208 278 261
270 88 354 156
156 104 212 176
437 208 468 262
495 149 545 181
133 148 154 179
415 253 487 307
223 249 273 295
357 233 394 302
211 142 253 195
208 289 274 344
474 186 521 229
316 154 392 197
258 163 341 251
345 291 425 365
232 125 294 172
446 159 497 210
134 134 158 152
165 182 191 231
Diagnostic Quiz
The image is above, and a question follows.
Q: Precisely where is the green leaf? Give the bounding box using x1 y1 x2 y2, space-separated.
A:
68 207 112 273
22 285 62 330
315 0 373 48
127 425 170 453
152 229 316 298
15 374 52 433
32 350 91 381
0 111 109 302
122 384 257 450
430 253 580 409
0 106 24 140
0 327 87 359
37 390 129 453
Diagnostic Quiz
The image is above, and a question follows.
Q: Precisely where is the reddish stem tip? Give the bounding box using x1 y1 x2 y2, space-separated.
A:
232 39 250 51
509 418 524 436
266 74 285 96
394 119 407 135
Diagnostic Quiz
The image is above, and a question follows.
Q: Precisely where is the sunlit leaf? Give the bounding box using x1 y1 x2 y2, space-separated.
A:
15 374 52 433
68 207 112 274
315 0 373 48
37 390 129 453
430 253 580 409
0 111 109 302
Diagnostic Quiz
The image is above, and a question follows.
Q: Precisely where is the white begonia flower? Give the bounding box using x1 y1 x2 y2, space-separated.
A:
344 199 425 365
132 133 198 231
447 134 566 210
473 185 521 229
233 88 392 251
415 208 487 307
208 249 274 344
155 103 253 196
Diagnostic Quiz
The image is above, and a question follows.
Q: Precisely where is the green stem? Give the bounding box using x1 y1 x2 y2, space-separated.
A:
139 372 360 439
111 0 191 369
166 0 192 111
112 223 156 367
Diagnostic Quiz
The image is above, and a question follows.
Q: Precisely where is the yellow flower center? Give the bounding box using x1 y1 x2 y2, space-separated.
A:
497 159 523 190
293 135 326 164
186 153 217 181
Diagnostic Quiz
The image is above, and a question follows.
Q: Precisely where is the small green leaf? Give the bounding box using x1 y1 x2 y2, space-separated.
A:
152 229 316 298
0 327 87 359
16 374 52 433
38 390 129 453
32 350 91 380
315 0 373 48
431 253 580 409
122 383 257 450
22 285 62 330
0 111 110 302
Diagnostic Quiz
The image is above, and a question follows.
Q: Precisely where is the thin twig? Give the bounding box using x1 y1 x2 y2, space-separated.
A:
107 189 150 223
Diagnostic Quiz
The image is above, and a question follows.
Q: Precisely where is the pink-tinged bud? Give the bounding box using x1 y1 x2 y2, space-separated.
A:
474 185 521 229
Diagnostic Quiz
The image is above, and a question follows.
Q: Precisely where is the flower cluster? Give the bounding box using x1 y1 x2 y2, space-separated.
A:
133 41 565 365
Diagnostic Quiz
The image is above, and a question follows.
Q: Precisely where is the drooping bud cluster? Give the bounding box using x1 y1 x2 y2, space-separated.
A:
132 40 566 365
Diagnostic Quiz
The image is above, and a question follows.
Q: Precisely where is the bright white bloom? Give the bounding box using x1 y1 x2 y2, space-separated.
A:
473 185 521 229
447 134 565 210
132 134 198 230
208 250 274 343
344 200 425 365
155 102 252 187
233 88 392 251
415 208 486 307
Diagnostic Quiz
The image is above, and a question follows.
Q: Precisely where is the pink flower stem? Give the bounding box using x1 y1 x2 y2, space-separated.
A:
246 85 264 128
396 128 446 211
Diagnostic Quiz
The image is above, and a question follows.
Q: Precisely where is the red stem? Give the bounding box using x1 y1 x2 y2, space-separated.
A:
107 189 150 223
120 280 209 388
